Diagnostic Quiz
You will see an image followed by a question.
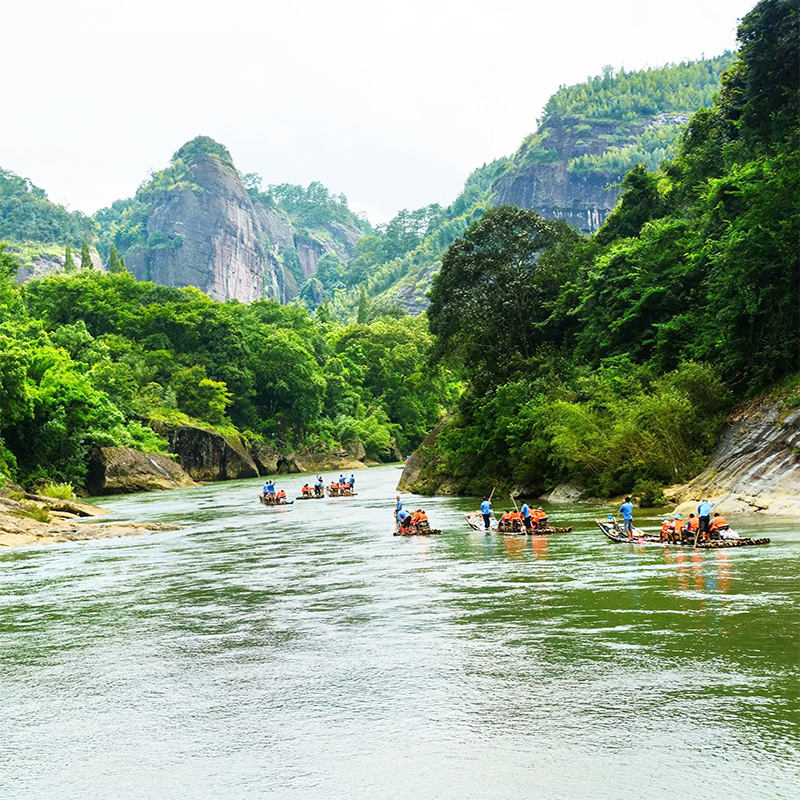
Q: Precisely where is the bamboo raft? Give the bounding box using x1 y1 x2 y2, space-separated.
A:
258 496 293 506
295 494 325 500
596 520 770 548
327 488 358 497
464 512 573 535
394 521 441 536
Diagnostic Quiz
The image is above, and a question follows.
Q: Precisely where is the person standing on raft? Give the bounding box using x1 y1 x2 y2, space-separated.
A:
521 501 532 533
619 496 634 540
698 499 714 539
480 497 493 531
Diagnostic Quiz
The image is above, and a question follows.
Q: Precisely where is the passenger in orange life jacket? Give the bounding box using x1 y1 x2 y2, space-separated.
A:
686 513 699 534
709 513 729 534
673 514 687 541
661 518 674 542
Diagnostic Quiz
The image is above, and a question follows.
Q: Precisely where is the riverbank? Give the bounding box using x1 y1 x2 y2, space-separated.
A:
0 494 181 548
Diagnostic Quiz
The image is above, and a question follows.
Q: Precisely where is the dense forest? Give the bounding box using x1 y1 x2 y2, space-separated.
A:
0 262 457 489
416 0 799 499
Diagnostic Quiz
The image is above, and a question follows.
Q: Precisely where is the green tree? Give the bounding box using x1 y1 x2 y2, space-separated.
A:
80 238 92 270
63 243 76 273
107 243 124 273
357 285 369 324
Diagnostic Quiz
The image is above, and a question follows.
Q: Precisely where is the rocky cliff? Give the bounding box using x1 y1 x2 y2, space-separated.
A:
100 138 367 305
667 388 800 516
125 153 267 303
492 114 688 234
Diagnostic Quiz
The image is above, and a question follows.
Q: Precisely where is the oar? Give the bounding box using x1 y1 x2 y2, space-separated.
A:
488 486 496 503
693 520 701 549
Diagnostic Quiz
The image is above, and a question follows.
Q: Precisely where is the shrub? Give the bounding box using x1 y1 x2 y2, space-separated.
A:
39 481 75 500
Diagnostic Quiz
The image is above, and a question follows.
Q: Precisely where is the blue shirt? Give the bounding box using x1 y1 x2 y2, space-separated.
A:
521 503 531 518
698 501 714 517
316 477 323 486
396 500 402 512
480 500 491 515
349 477 355 486
398 510 410 521
620 501 634 520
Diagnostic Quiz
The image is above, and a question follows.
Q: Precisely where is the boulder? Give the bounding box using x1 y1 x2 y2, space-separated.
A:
248 441 301 476
154 423 259 481
345 441 367 461
87 447 198 495
540 483 584 503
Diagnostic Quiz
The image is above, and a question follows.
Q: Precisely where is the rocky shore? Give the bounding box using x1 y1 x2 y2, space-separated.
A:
0 493 182 549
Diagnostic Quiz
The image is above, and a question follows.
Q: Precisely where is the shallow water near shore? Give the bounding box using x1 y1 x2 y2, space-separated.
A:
1 465 798 799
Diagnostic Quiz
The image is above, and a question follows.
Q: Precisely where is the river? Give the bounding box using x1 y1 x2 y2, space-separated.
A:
1 465 798 799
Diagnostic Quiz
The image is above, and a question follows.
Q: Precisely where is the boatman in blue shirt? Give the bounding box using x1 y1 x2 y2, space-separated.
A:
697 499 714 539
521 502 532 532
619 496 634 539
397 508 412 532
395 495 403 521
315 474 324 496
480 497 493 531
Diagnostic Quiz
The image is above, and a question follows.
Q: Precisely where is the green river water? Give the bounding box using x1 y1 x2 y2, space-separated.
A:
1 465 798 799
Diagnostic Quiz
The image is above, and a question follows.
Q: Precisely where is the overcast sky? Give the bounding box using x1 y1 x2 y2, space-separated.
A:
4 0 755 223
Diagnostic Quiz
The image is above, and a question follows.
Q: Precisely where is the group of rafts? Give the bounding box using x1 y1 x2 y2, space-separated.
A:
258 474 357 506
399 498 769 548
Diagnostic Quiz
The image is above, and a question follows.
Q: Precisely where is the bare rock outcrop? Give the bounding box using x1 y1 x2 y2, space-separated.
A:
0 505 182 548
126 153 266 303
87 447 198 495
153 423 259 482
666 389 800 516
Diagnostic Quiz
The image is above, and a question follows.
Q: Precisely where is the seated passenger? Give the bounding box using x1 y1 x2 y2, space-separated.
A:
709 513 729 535
661 518 674 542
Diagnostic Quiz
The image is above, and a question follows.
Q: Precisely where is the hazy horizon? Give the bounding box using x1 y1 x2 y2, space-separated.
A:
5 0 755 224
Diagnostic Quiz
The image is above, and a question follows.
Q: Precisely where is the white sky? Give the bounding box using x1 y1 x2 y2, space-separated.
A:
3 0 755 223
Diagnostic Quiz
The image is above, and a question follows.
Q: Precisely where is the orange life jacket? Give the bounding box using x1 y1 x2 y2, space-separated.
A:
661 520 673 535
687 517 699 532
710 516 728 531
417 512 428 522
674 519 686 533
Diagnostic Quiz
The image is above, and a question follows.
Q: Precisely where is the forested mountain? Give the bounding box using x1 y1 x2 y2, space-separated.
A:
404 0 799 500
352 53 736 315
94 137 370 303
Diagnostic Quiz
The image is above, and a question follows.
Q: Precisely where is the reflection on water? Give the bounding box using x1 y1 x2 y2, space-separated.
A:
0 466 798 800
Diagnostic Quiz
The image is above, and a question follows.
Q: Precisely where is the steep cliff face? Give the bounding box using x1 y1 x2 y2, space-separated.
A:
492 115 688 233
668 388 800 516
126 154 267 303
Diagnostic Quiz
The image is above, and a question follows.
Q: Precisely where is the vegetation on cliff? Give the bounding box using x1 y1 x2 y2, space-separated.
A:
415 0 799 498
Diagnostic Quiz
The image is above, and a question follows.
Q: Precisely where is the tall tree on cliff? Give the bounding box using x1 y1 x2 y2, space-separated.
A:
80 238 92 270
107 244 124 273
63 243 76 273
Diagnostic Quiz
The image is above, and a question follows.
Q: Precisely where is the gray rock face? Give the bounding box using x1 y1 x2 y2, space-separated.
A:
153 423 259 482
492 117 637 233
87 447 198 495
667 389 800 516
127 155 266 303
